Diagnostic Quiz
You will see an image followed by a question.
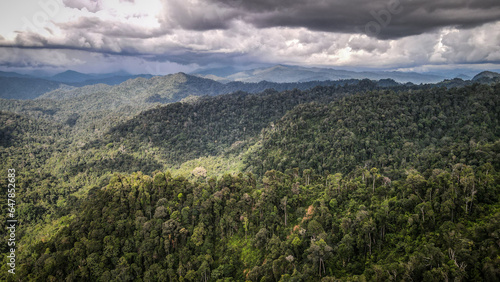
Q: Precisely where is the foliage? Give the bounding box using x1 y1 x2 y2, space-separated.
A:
247 84 500 179
0 79 499 281
6 164 500 281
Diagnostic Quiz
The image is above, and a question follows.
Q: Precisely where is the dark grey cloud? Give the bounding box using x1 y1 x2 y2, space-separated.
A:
0 38 255 67
0 46 198 75
1 0 500 73
192 0 500 39
145 50 258 66
160 0 240 30
58 16 170 38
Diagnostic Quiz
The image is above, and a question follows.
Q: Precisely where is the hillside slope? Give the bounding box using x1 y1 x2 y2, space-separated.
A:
472 71 500 84
98 81 413 167
247 83 500 179
0 77 67 100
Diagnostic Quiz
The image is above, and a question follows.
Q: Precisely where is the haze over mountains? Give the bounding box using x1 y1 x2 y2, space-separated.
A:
194 64 450 84
49 70 154 86
1 65 499 101
0 70 154 100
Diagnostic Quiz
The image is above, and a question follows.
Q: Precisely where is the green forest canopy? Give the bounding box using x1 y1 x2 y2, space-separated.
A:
0 81 499 281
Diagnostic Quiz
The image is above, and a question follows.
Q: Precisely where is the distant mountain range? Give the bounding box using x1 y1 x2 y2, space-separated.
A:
1 67 499 101
0 70 154 99
49 70 154 86
192 64 456 84
432 71 500 88
0 77 68 100
0 71 34 78
0 70 399 101
37 73 398 105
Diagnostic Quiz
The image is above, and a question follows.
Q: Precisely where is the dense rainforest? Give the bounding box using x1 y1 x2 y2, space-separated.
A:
0 77 499 281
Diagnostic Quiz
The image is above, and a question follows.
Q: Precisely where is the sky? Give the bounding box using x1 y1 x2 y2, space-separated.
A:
0 0 500 75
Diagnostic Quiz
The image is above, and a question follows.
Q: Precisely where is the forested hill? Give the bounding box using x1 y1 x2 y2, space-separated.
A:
85 81 414 168
100 84 354 166
0 77 67 100
0 75 403 142
1 81 500 281
38 72 400 104
246 83 500 179
0 81 407 237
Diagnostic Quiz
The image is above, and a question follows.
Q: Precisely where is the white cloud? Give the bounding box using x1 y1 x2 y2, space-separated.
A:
0 0 499 73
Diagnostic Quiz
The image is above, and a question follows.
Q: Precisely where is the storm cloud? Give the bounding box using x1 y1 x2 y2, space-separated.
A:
0 0 499 74
193 0 500 39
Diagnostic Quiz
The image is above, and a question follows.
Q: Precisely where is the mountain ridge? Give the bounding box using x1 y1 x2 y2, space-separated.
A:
0 77 69 100
472 71 500 82
1 68 499 102
197 64 447 84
